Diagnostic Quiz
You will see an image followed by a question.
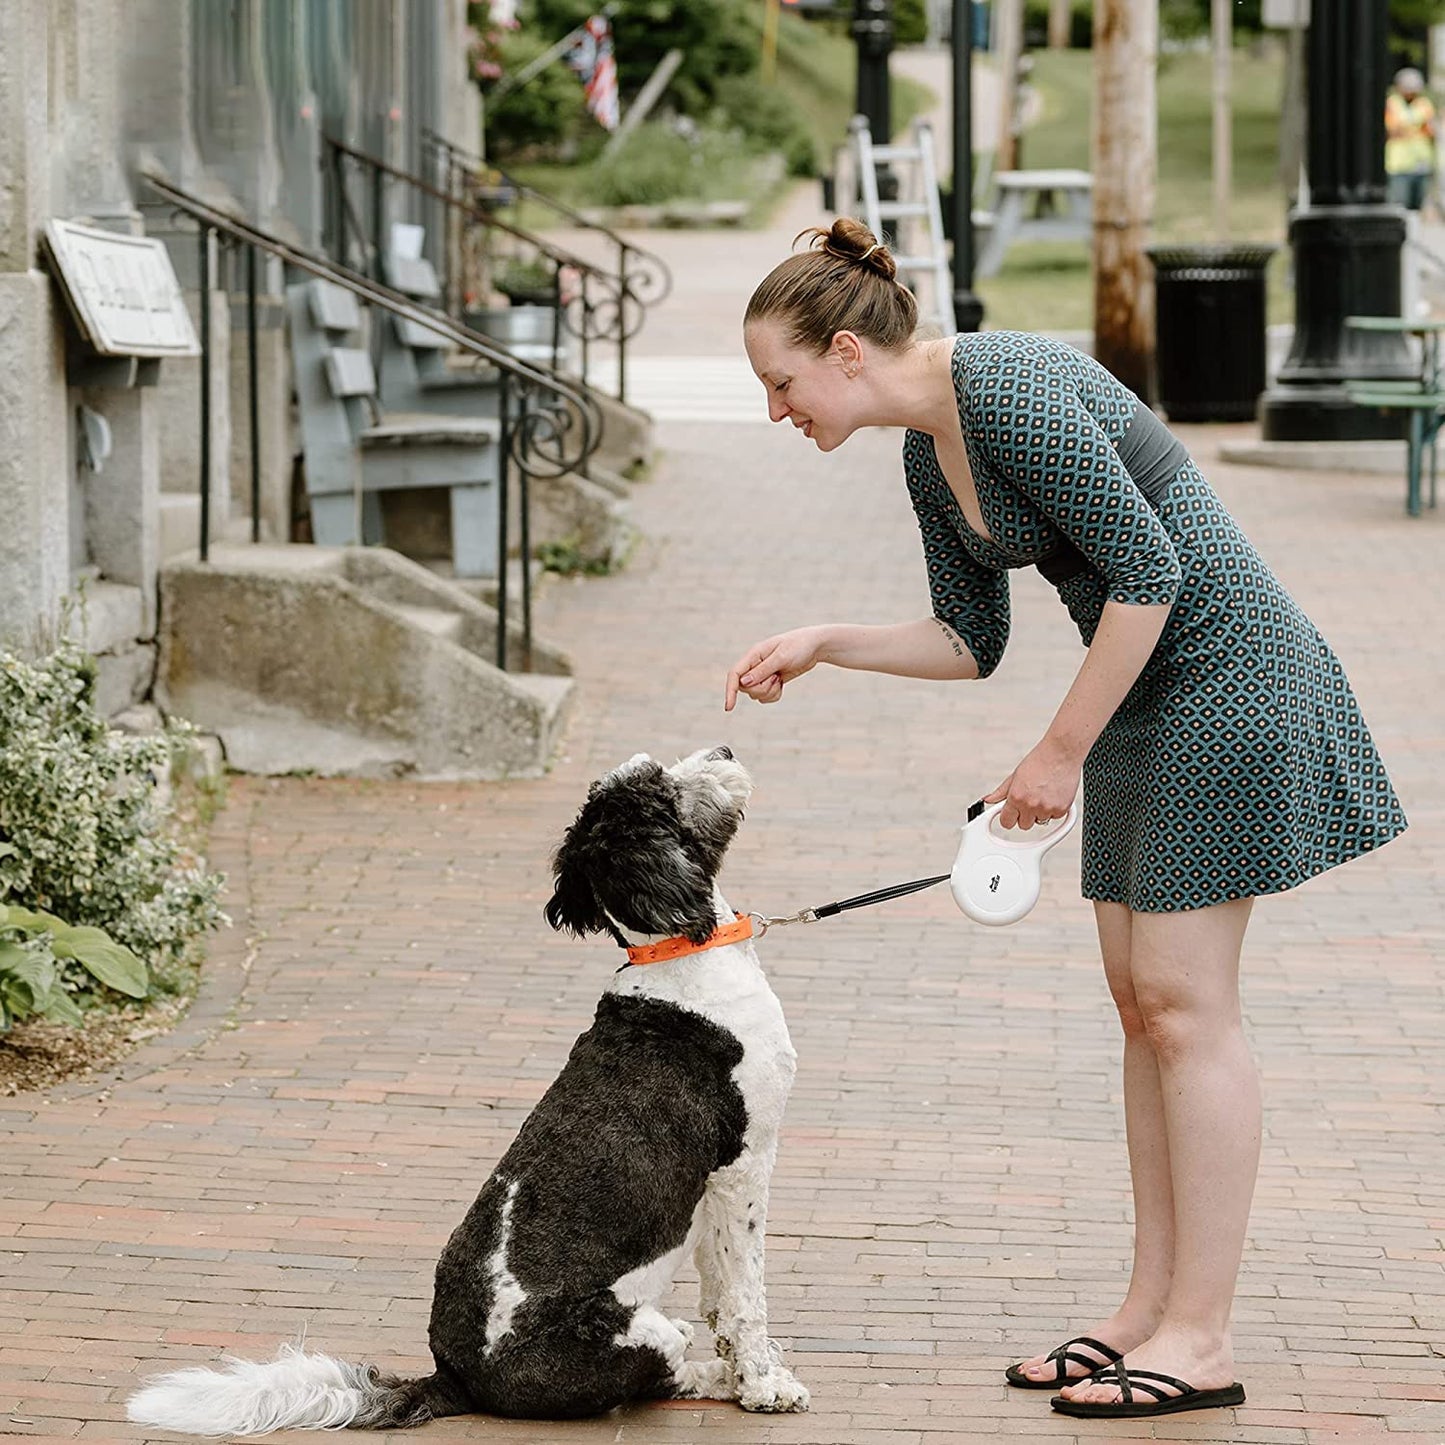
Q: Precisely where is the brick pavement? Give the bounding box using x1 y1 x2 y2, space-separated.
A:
4 199 1445 1445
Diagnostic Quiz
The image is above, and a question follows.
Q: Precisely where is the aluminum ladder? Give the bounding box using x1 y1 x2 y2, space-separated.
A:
849 114 956 336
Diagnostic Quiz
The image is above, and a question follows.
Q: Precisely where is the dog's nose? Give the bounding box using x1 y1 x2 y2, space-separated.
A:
708 745 734 761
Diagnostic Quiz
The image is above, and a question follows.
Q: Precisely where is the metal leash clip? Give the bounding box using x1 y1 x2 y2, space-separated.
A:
747 907 818 938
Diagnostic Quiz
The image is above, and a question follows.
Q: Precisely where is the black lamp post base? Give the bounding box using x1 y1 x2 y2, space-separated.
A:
1259 382 1408 441
953 291 985 333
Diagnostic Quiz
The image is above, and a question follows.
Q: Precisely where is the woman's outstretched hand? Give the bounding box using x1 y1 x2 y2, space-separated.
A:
984 737 1082 830
725 626 831 711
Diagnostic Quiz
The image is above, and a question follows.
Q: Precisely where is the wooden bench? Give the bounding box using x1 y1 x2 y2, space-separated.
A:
287 278 501 577
378 253 501 421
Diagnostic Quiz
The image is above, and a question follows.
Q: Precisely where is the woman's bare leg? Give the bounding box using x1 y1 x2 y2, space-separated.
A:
1060 897 1259 1403
1013 900 1175 1383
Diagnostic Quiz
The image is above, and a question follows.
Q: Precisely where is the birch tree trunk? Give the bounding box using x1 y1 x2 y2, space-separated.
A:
1092 0 1156 398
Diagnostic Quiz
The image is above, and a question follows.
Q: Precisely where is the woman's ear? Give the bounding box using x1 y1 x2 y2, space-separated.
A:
831 330 864 376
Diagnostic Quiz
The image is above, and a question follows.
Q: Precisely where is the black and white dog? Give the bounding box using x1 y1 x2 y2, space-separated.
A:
127 746 807 1432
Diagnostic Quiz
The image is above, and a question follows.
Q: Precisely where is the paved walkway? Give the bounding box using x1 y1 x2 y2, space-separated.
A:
5 77 1445 1445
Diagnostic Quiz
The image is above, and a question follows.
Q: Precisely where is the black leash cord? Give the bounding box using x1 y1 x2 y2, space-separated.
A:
811 871 951 919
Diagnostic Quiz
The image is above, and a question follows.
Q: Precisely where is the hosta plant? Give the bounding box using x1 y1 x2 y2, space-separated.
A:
0 642 226 1030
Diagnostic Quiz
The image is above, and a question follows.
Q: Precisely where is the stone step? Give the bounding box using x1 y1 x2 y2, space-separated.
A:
159 493 202 561
158 543 575 780
389 602 466 642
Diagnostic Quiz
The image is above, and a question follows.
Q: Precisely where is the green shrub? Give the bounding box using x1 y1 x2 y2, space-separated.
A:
714 74 816 177
485 27 586 155
577 120 757 206
522 0 756 113
0 643 226 1029
894 0 928 46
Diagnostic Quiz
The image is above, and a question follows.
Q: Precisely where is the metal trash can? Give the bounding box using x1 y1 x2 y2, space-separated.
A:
1146 244 1276 422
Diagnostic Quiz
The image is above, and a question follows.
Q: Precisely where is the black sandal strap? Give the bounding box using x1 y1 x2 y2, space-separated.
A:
1045 1336 1123 1382
1114 1367 1195 1399
1091 1363 1195 1403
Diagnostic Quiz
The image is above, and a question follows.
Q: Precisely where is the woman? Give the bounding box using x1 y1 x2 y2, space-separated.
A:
725 220 1406 1421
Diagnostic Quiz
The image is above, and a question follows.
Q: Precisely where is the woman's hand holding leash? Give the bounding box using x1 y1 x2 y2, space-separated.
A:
985 736 1082 830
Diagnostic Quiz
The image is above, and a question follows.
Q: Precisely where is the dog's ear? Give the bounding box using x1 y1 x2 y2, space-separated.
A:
544 829 608 938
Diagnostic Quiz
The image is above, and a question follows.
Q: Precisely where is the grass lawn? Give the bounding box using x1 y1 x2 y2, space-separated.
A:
975 42 1294 333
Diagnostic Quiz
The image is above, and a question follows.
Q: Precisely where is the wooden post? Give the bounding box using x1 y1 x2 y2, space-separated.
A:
1092 0 1156 398
1047 0 1071 49
1212 0 1231 240
994 0 1024 172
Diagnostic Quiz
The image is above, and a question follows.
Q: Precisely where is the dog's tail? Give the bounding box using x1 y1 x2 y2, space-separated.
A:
126 1342 464 1435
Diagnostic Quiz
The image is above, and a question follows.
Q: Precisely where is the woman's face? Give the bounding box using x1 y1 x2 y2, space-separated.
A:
744 319 860 452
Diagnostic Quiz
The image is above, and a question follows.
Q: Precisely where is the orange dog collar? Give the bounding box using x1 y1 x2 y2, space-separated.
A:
623 912 755 967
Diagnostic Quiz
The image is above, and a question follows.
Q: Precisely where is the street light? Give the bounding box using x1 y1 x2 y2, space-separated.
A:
853 0 898 200
952 0 984 331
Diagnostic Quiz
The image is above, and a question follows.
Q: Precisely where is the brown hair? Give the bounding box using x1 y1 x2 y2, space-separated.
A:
744 218 919 355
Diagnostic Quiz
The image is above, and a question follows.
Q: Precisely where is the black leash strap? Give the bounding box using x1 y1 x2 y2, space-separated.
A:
811 871 951 919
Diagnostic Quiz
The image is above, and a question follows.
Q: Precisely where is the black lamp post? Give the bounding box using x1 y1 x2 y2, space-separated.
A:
1259 0 1414 439
853 0 898 200
952 0 984 332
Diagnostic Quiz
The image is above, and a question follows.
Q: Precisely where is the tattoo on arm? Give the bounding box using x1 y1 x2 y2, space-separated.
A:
934 618 965 658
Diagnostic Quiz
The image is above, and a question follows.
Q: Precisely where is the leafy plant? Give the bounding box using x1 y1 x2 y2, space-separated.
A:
0 642 225 1029
0 903 147 1031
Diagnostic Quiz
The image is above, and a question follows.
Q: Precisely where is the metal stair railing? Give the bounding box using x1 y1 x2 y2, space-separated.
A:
145 170 604 673
325 134 666 409
422 128 673 406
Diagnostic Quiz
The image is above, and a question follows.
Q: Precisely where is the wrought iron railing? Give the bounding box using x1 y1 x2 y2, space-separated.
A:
324 135 665 409
145 170 604 671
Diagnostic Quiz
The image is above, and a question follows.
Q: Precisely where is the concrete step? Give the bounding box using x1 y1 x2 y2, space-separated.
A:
160 493 202 561
389 602 466 642
158 543 575 779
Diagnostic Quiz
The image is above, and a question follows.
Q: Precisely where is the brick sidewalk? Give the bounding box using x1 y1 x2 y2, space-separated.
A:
2 409 1442 1444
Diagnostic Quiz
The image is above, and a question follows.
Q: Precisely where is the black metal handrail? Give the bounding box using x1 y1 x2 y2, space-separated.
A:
421 129 673 405
146 170 603 671
325 135 623 393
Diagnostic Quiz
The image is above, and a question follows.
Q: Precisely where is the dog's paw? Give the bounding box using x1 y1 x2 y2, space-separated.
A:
674 1358 736 1401
669 1317 696 1350
738 1368 809 1413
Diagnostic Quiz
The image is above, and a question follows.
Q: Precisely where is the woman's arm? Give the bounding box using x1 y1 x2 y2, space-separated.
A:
725 616 979 710
987 598 1172 828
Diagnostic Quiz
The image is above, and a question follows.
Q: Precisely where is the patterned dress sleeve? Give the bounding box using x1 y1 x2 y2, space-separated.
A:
906 473 1011 679
971 367 1183 608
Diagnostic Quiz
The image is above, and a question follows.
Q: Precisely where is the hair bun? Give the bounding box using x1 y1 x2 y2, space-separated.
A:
798 218 898 282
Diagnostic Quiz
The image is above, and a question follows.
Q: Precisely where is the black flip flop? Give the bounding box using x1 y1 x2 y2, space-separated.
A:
1004 1335 1123 1389
1049 1361 1246 1417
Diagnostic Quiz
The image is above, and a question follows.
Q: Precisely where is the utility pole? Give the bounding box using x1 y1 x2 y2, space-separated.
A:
1212 0 1231 240
952 0 984 331
1092 0 1156 398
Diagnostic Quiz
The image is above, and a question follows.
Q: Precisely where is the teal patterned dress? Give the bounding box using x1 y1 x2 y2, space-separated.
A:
904 332 1406 912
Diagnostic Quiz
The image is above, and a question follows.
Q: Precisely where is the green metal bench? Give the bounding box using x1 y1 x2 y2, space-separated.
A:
1343 384 1444 516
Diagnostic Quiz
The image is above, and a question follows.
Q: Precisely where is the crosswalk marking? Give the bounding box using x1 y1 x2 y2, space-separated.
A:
581 354 769 424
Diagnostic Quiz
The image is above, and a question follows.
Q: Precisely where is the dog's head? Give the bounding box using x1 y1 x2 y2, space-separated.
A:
544 746 753 946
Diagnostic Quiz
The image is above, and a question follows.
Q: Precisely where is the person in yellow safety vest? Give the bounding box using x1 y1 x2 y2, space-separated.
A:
1386 67 1436 212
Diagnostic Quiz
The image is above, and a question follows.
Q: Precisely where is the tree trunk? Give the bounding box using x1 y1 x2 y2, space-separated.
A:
994 0 1024 171
1047 0 1071 49
1092 0 1156 398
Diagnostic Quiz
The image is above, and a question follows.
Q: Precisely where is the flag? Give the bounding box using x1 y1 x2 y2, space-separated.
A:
566 15 619 132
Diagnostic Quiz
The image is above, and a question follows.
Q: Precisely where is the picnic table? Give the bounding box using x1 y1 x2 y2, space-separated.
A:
975 168 1093 279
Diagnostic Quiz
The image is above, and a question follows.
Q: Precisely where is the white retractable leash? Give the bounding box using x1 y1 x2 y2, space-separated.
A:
948 799 1078 926
751 796 1078 937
